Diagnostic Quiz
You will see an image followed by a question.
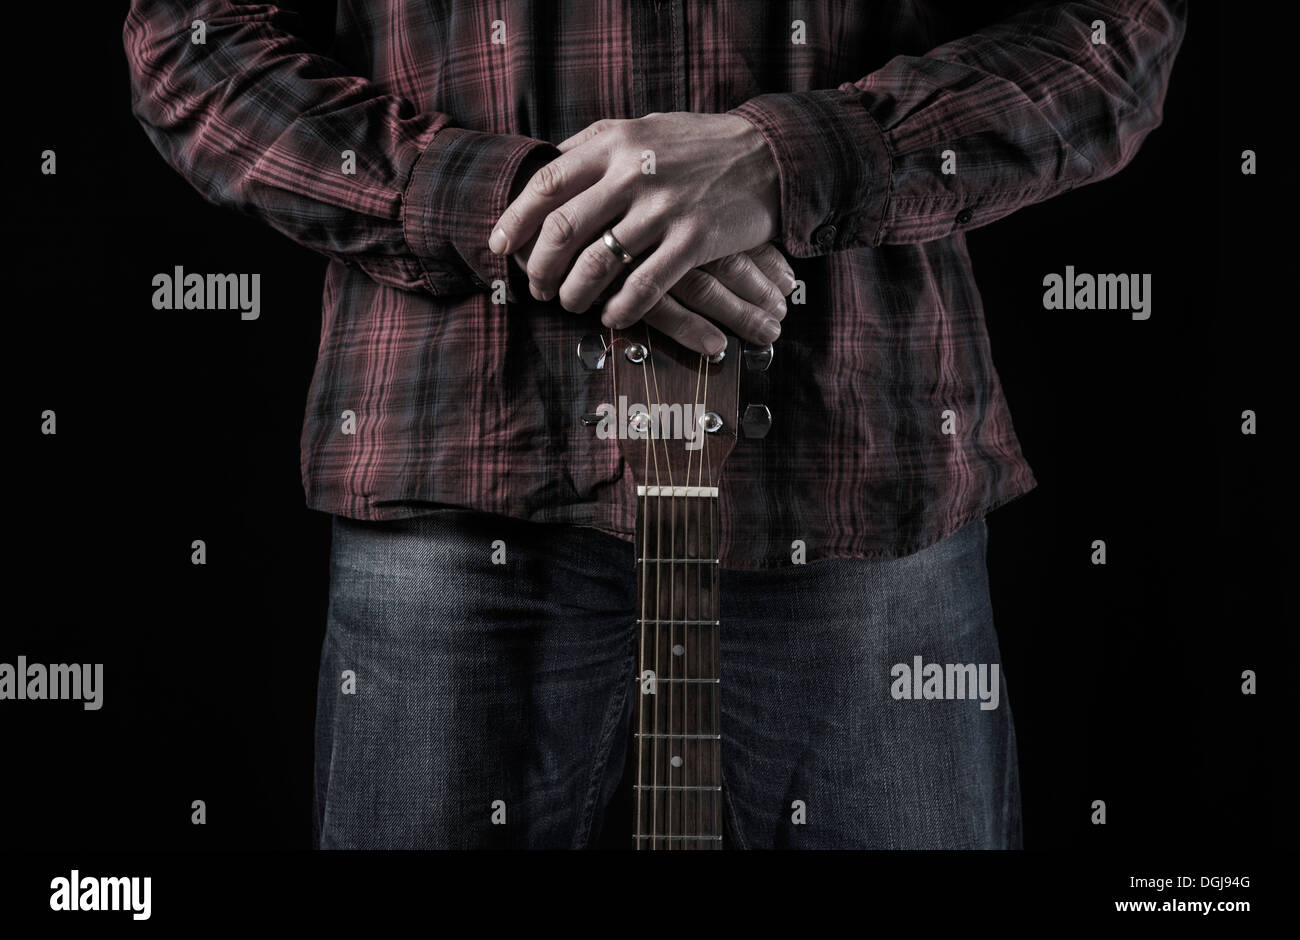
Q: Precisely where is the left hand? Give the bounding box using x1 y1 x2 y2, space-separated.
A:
488 112 781 331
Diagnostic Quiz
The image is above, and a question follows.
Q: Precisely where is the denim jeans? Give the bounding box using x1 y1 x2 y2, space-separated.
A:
313 510 1021 849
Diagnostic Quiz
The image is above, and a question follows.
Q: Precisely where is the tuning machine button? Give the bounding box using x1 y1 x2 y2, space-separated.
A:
743 343 774 372
741 404 772 439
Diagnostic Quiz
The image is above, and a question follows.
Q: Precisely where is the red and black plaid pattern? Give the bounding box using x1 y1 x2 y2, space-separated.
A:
124 0 1185 568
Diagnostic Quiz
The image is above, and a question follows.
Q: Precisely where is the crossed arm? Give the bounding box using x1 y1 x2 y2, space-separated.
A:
125 0 1185 354
493 0 1186 351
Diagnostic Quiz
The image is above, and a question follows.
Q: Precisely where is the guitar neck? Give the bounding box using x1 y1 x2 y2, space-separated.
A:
633 485 723 850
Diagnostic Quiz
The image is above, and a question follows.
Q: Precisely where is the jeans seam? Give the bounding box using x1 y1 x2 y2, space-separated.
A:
1002 689 1021 850
573 625 635 848
721 766 749 850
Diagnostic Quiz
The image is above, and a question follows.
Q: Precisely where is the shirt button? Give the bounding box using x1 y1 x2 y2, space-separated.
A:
812 223 837 249
955 208 974 225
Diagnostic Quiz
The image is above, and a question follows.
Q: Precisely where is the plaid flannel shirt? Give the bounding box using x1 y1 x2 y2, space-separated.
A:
125 0 1185 568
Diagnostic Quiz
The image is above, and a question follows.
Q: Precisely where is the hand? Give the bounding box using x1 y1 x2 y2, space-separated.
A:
509 232 792 357
490 112 782 337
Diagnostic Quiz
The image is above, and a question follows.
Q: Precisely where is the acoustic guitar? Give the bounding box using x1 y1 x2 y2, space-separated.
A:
582 325 772 849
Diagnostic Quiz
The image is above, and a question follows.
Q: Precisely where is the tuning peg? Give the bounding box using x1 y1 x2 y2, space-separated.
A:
743 343 774 371
741 404 772 439
577 334 608 370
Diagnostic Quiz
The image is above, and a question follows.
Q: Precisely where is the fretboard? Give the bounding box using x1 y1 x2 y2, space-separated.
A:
632 485 722 849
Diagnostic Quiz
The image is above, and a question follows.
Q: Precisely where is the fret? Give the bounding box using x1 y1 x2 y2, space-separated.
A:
611 324 741 850
636 557 719 564
632 787 724 841
632 486 723 849
634 835 724 842
635 739 722 794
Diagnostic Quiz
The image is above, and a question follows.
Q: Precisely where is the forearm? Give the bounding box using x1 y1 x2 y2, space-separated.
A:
729 0 1188 254
124 0 559 300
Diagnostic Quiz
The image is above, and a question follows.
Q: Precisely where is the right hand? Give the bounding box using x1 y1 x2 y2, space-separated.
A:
511 235 792 357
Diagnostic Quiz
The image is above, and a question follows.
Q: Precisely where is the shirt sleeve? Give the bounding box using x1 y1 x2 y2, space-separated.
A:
123 0 559 301
726 0 1187 255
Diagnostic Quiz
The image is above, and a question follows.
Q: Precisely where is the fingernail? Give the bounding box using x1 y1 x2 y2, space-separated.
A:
775 297 787 317
489 229 507 254
706 337 726 357
759 318 781 343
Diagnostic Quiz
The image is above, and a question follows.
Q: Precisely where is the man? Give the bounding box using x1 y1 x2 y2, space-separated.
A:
125 0 1185 849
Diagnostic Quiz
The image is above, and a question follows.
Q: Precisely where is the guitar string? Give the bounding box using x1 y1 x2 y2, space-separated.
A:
684 354 703 846
617 333 667 849
644 333 671 848
704 365 719 846
702 351 722 847
620 330 653 850
639 339 664 848
615 329 643 848
691 356 702 847
624 330 718 847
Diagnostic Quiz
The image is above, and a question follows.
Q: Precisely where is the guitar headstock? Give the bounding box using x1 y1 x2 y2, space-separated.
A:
580 324 771 490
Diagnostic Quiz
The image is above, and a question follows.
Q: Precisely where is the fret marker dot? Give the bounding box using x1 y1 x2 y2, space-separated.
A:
671 756 683 768
672 644 684 656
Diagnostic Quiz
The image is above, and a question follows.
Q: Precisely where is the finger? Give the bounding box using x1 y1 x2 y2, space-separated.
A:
490 148 606 256
555 118 625 153
667 267 781 347
642 293 728 358
600 231 699 331
698 250 789 320
525 179 631 303
508 230 540 295
742 243 797 296
556 218 663 314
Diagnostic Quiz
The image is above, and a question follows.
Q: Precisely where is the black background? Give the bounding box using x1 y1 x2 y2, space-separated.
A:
5 0 1290 865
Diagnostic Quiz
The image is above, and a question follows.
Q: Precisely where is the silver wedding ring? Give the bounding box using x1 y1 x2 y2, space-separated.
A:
602 229 635 264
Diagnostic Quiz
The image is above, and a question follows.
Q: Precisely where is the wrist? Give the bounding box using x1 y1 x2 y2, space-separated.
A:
728 115 781 240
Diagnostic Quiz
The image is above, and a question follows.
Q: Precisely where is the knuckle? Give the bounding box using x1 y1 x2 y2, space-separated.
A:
714 252 748 279
671 217 710 252
540 208 577 246
670 215 700 240
578 242 613 277
735 306 767 337
624 268 665 303
693 277 728 312
611 156 645 188
575 244 614 281
669 269 707 303
644 190 674 216
602 120 632 148
758 282 786 318
529 161 564 197
751 243 783 274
